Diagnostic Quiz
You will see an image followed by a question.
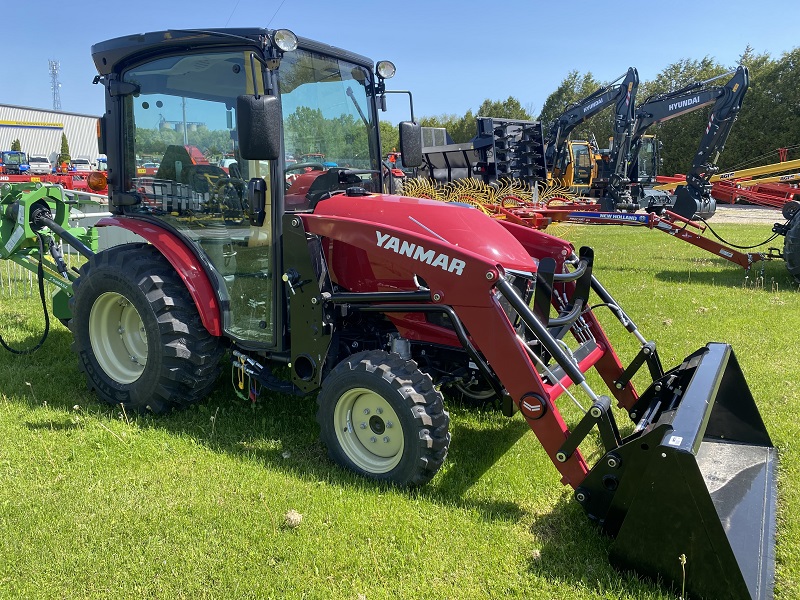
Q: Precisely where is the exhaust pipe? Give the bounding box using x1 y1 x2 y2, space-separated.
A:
577 343 776 599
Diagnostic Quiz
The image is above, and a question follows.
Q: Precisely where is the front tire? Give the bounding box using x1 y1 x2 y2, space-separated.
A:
70 243 224 413
317 350 450 486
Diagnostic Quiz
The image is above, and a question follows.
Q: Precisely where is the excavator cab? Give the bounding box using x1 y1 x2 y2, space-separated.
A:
633 135 660 185
550 140 598 193
568 141 596 187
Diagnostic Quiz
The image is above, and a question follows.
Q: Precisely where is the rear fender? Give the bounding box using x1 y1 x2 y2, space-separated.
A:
95 216 222 336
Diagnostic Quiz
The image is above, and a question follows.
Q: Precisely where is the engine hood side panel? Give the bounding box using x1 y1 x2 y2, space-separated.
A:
302 212 500 307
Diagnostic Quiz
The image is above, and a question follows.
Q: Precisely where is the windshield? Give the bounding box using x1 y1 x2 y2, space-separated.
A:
637 138 657 181
279 48 379 175
571 143 593 185
3 152 27 165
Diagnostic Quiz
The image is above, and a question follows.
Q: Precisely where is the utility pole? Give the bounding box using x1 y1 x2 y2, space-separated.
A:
49 60 62 111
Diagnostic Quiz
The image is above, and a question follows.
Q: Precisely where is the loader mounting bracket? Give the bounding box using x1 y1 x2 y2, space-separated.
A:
556 395 621 462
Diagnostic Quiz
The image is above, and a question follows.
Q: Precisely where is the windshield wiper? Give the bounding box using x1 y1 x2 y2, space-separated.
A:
346 86 369 128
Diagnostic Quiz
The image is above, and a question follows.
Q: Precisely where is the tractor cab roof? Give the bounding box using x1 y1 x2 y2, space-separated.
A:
91 28 374 75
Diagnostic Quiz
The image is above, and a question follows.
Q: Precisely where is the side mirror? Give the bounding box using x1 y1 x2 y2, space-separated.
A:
399 121 422 168
236 95 281 161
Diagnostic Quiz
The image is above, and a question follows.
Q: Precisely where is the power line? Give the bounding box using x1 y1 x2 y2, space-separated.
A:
224 0 241 26
266 0 287 28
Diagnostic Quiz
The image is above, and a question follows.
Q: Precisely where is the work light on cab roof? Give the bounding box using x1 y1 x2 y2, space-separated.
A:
272 29 297 52
376 60 396 80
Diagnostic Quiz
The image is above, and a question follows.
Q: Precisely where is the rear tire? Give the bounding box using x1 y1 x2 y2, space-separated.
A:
784 215 800 283
317 350 450 486
450 378 501 411
70 243 224 413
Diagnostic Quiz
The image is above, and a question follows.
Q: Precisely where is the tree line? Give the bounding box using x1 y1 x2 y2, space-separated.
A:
389 46 800 177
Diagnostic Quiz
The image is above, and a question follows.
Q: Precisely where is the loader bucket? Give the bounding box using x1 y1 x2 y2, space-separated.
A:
577 343 776 600
672 185 717 220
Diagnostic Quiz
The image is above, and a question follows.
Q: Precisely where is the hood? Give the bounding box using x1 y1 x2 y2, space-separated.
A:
313 193 538 273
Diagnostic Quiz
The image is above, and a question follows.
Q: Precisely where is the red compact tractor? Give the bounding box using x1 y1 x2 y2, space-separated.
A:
0 28 776 599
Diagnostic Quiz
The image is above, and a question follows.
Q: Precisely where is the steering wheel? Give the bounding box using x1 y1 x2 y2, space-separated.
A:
285 162 326 191
286 162 326 174
305 167 369 206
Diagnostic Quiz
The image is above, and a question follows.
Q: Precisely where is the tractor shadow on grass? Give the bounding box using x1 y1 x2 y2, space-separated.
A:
7 364 534 522
184 392 535 522
527 495 666 596
652 259 796 290
25 418 81 432
420 413 532 520
2 334 556 523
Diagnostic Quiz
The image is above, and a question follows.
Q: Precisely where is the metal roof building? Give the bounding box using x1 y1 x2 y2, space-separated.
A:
0 104 100 164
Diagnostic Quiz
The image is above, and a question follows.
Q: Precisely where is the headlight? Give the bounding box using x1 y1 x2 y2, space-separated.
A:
495 271 535 327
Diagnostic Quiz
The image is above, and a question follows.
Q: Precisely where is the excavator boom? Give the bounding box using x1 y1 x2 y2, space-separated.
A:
630 67 749 219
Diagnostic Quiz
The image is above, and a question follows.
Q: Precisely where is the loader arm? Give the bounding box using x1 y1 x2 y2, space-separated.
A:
680 66 749 213
293 197 660 488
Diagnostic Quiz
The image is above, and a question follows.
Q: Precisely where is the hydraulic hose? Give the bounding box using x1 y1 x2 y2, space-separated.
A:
31 208 95 259
0 234 51 354
696 214 782 249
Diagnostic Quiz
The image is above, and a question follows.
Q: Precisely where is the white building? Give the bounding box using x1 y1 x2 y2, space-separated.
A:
0 104 100 164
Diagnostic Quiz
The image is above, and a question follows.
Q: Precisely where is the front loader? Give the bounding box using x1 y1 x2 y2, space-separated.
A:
0 28 776 599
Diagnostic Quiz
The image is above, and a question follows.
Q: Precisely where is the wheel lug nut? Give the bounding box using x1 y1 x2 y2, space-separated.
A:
383 436 390 443
360 422 367 429
370 436 377 443
376 407 383 414
363 408 370 415
386 421 393 428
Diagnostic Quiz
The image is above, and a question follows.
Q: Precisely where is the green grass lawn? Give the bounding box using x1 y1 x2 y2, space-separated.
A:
0 221 798 599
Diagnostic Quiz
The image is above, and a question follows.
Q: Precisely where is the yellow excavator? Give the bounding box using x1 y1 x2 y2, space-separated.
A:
545 67 639 207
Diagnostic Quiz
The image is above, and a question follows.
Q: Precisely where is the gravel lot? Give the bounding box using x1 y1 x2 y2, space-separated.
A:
709 203 785 224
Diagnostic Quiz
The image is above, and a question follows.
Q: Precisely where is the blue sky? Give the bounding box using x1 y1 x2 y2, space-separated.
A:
2 0 798 126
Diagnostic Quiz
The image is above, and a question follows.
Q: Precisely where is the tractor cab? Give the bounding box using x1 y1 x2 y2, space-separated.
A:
1 150 30 175
91 28 415 348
